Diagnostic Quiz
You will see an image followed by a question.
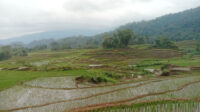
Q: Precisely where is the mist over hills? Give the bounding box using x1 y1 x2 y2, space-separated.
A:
1 6 200 46
0 29 107 45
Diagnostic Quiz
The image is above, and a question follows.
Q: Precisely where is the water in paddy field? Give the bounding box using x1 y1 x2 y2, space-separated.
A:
0 76 200 112
24 76 78 88
30 61 50 67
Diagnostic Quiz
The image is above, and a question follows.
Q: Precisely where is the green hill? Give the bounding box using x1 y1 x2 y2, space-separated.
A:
119 7 200 41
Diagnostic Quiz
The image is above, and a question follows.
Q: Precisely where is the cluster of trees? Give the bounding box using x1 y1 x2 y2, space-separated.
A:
27 36 103 51
196 43 200 52
153 37 178 49
50 42 71 51
30 45 48 51
0 45 28 61
102 29 134 49
102 29 178 49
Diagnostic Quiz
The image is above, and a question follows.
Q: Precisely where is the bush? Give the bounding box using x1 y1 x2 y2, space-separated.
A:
161 64 171 76
196 43 200 52
76 72 120 84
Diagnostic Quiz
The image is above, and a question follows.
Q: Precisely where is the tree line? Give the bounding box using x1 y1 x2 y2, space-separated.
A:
0 45 28 61
0 28 199 61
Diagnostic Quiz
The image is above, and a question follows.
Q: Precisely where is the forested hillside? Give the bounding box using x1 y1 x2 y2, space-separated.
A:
2 7 200 50
119 7 200 41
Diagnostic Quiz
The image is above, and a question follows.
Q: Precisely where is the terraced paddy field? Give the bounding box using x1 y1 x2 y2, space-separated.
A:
0 75 200 112
0 45 200 112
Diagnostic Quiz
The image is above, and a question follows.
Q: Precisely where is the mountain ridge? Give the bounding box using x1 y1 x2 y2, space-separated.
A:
119 6 200 41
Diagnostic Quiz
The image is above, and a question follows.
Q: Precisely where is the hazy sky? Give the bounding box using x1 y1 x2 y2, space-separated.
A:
0 0 200 39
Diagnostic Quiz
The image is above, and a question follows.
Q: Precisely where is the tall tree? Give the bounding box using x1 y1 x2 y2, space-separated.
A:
196 43 200 52
153 37 177 49
102 29 134 49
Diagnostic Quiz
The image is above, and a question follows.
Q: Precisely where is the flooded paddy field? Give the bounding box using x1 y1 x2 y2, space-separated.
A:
0 75 200 112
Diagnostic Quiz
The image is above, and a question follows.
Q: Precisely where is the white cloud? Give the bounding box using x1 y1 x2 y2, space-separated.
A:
0 0 200 39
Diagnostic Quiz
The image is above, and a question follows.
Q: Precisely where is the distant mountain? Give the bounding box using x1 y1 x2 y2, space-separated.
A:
119 6 200 41
0 29 105 45
1 6 200 46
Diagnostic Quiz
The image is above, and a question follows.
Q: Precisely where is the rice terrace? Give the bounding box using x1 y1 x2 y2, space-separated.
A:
1 1 200 112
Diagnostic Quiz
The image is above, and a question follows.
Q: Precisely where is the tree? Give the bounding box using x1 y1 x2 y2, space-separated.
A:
50 42 60 51
12 47 28 56
102 36 113 48
196 43 200 52
102 29 134 49
116 29 134 47
31 45 47 51
0 46 12 61
153 37 177 49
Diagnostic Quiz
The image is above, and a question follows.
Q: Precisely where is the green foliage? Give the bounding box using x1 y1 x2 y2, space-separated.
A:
30 45 47 51
12 47 28 56
0 45 28 61
161 64 171 76
153 37 178 49
76 71 122 84
50 42 72 51
196 43 200 52
103 29 134 49
119 7 200 41
0 46 12 61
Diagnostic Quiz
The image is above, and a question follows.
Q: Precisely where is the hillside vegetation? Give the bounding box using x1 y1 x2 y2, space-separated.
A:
119 7 200 41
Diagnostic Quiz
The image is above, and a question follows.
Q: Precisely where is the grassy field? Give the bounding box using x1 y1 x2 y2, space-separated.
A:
0 41 200 112
0 70 90 91
0 46 184 90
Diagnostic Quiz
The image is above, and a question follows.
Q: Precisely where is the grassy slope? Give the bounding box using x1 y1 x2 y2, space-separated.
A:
176 40 200 50
0 41 200 91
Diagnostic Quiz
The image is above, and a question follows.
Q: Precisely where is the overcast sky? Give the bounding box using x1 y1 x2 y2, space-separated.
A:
0 0 200 39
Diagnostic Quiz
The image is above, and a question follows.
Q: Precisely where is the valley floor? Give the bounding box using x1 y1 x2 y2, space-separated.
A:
0 43 200 112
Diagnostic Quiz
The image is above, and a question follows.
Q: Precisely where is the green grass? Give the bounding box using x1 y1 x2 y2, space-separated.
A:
0 42 200 91
77 71 123 84
90 100 200 112
176 40 200 49
0 69 88 91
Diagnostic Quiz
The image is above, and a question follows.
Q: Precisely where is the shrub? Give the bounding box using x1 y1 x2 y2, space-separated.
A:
76 72 120 84
161 64 171 76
